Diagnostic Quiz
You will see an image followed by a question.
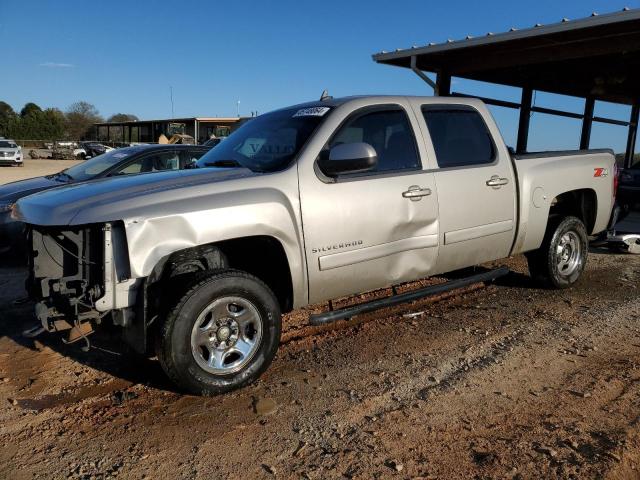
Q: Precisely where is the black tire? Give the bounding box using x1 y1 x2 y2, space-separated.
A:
526 215 588 289
156 270 281 395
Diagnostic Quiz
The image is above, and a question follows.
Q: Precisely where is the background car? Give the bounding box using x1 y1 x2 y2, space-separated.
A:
75 142 114 159
0 143 212 255
0 138 23 167
618 165 640 213
202 137 224 147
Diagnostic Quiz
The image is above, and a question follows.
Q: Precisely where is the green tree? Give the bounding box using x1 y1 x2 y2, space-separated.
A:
0 101 16 137
40 108 66 140
107 113 139 123
20 102 42 118
65 101 103 140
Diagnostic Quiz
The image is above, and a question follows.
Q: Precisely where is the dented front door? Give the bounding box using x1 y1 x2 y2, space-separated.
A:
297 100 440 304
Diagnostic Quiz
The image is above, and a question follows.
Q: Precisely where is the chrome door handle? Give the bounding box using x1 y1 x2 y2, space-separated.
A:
402 185 432 201
486 175 509 188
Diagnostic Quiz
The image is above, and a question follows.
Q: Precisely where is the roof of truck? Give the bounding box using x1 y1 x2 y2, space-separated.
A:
284 95 485 110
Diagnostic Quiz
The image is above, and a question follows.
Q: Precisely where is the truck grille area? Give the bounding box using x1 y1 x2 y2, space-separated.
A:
28 225 105 320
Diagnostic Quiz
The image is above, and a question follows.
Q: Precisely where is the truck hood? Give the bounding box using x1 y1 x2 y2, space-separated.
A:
15 167 257 226
0 175 67 204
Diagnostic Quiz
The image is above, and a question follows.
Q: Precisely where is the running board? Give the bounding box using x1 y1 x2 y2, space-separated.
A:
309 266 510 326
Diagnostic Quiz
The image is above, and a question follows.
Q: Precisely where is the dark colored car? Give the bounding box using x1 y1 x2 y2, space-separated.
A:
79 141 110 158
618 165 640 213
202 137 224 148
0 144 211 254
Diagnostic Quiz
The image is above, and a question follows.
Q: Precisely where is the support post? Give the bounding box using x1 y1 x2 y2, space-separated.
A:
435 71 451 97
516 88 533 154
625 103 639 169
580 97 595 150
410 55 437 92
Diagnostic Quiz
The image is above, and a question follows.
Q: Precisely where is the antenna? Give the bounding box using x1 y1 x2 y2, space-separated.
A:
169 86 174 118
237 100 240 118
320 89 332 101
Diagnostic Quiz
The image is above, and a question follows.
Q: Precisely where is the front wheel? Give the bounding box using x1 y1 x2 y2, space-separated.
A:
156 270 281 395
526 216 588 289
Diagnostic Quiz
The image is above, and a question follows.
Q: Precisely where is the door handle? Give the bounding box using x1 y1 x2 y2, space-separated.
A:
486 175 509 188
402 185 432 201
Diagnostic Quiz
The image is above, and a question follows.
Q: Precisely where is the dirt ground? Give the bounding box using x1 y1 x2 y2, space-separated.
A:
0 159 81 185
1 248 639 479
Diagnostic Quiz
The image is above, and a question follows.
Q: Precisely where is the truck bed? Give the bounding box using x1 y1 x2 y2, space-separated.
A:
510 148 616 255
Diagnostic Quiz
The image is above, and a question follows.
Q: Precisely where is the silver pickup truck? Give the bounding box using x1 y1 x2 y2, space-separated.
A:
14 96 616 394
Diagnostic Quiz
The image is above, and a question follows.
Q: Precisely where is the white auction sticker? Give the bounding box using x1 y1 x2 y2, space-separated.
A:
292 107 331 117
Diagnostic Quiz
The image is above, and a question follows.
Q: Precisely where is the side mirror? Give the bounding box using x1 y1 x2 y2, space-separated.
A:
318 142 378 177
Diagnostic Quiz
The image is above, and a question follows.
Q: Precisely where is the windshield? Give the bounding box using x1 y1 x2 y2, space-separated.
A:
196 106 332 172
0 141 17 148
62 147 141 181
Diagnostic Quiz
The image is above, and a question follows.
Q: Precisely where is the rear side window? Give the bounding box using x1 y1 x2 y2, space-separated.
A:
328 108 420 173
422 107 495 168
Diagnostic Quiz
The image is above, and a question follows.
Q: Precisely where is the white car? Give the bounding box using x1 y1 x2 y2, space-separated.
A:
0 139 23 167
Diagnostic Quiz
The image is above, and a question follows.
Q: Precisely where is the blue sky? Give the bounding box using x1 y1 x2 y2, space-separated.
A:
1 0 638 152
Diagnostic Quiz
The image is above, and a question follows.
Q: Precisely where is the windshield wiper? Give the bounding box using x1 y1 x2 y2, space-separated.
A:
203 159 242 168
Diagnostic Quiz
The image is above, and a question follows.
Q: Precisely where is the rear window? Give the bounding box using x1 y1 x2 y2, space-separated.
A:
422 106 495 168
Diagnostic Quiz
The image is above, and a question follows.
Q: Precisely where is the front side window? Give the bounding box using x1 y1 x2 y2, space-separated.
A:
422 106 496 168
62 147 142 181
114 151 180 175
327 108 420 174
196 106 331 173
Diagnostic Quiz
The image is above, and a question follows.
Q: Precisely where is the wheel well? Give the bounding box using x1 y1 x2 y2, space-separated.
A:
550 189 597 233
149 236 294 313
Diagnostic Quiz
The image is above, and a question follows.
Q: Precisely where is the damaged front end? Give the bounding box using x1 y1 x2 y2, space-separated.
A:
27 222 137 348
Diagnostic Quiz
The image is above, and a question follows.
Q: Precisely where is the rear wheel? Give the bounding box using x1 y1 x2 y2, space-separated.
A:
156 270 281 395
526 216 588 289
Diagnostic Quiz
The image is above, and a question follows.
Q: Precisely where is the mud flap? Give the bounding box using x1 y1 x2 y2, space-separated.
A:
122 279 148 355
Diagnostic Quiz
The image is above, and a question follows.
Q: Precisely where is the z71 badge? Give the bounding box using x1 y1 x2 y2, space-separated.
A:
593 167 609 177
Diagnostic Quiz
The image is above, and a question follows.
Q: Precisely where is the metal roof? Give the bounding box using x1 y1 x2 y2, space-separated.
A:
373 8 640 104
95 117 243 127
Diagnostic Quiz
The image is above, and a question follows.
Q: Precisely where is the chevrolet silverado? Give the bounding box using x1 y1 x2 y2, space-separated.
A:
13 96 616 394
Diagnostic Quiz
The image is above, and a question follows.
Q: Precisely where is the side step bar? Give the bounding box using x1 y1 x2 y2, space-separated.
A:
309 266 509 326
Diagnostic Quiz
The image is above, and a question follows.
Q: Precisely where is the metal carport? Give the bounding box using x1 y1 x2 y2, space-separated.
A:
373 8 640 167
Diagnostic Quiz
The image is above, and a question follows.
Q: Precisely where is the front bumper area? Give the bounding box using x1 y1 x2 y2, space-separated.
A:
27 225 106 332
0 156 23 166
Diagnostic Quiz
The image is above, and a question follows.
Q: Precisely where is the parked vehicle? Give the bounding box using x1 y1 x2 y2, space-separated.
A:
618 165 640 212
202 137 224 147
0 139 23 167
0 144 211 254
14 96 616 394
75 142 114 159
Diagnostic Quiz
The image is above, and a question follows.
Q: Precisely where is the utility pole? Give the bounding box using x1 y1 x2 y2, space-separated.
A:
170 86 174 119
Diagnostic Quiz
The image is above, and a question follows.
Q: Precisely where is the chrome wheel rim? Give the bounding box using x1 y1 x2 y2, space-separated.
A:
190 296 263 375
556 231 582 276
